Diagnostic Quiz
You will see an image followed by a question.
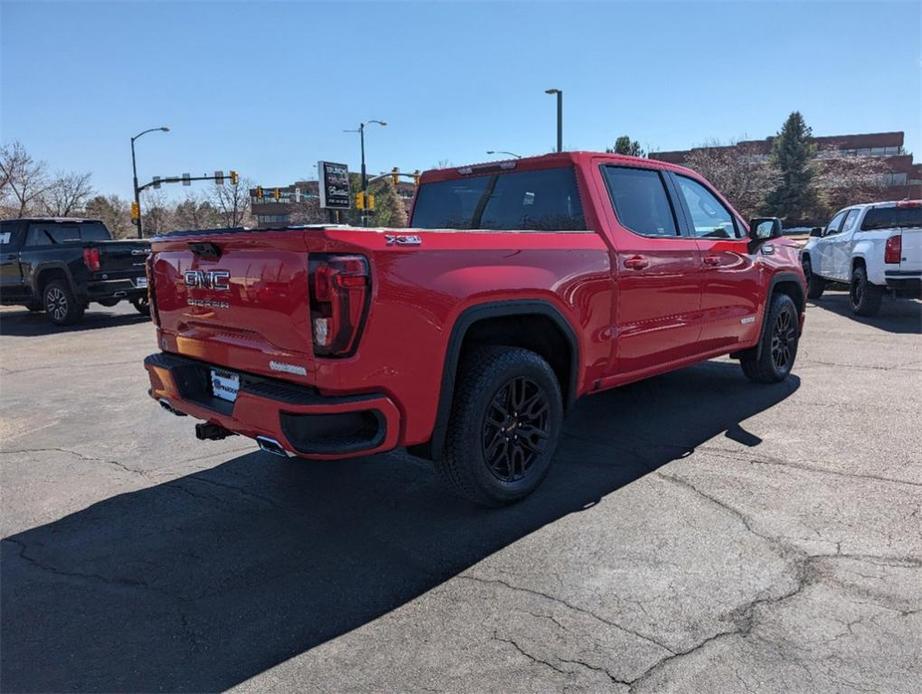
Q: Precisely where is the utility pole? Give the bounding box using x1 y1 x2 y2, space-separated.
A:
130 126 170 238
545 89 563 153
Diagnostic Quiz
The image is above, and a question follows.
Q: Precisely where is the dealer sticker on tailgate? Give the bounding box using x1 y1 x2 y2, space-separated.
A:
210 369 239 402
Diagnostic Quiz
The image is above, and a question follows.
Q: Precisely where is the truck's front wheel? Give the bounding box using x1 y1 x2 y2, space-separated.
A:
438 346 563 506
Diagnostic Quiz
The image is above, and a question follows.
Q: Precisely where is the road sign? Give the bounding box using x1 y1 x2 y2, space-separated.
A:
214 170 224 185
152 176 161 189
182 173 191 186
318 161 351 210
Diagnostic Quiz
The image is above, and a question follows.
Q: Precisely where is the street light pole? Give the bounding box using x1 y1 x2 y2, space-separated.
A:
545 89 563 153
486 150 522 159
131 126 169 238
345 120 386 227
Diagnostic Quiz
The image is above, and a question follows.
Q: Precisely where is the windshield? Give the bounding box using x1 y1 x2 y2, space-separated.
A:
411 167 586 231
861 206 922 231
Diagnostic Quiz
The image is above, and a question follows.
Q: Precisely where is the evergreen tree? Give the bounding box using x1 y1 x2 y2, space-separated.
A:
763 112 817 219
607 135 644 157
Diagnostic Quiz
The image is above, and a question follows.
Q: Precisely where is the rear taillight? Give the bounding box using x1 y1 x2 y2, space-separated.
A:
82 247 101 272
145 253 160 326
885 235 902 264
309 254 370 357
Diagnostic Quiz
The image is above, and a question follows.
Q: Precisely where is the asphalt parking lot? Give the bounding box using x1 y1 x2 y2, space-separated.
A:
1 293 920 693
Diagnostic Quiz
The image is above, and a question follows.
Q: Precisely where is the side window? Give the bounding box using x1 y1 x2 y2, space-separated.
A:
675 175 741 239
601 166 678 237
825 211 847 236
0 221 19 247
25 223 82 246
841 209 861 234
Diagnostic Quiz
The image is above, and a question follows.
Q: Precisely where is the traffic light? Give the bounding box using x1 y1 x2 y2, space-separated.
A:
355 191 365 210
390 167 399 187
130 201 140 221
413 170 421 186
367 193 376 211
255 186 263 199
273 187 281 201
229 170 239 186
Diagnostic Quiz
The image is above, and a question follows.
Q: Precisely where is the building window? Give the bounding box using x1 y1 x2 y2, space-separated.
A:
881 172 908 186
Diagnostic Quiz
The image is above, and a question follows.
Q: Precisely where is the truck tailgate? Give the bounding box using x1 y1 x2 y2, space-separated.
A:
150 230 314 380
898 228 922 274
94 240 150 274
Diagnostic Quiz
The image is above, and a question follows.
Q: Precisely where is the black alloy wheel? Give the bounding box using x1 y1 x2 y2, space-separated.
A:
770 305 797 372
482 376 551 483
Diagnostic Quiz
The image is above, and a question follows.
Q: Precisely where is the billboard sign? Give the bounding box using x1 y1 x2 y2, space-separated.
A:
318 161 351 209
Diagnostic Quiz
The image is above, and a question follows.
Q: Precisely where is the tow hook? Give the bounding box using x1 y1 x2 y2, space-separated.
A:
195 422 237 441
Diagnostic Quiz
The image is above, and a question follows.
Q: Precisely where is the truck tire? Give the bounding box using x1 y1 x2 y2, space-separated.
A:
43 280 85 326
740 293 799 384
849 265 882 317
803 257 825 299
131 295 151 316
437 346 563 506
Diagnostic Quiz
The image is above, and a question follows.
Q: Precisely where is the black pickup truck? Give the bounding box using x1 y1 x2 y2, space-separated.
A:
0 217 151 325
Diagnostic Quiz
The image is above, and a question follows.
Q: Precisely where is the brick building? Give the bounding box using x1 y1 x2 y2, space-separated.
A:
650 131 921 201
250 180 416 228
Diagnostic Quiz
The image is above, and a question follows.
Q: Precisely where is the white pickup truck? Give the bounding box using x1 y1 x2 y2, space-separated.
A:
801 200 922 316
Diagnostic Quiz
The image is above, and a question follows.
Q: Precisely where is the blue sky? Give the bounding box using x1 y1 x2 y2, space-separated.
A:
2 1 919 199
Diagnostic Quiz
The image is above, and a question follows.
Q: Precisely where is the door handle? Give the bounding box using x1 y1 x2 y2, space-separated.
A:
623 255 649 270
703 255 721 266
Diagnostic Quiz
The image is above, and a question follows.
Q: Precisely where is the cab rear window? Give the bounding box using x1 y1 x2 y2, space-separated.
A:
861 206 922 231
411 167 586 231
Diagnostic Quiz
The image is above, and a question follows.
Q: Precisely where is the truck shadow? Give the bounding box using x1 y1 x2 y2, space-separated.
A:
808 292 922 334
0 308 150 336
1 361 798 692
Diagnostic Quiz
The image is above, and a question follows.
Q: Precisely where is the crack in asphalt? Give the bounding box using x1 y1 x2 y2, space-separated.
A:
460 575 675 655
700 447 922 489
0 446 148 477
491 632 631 686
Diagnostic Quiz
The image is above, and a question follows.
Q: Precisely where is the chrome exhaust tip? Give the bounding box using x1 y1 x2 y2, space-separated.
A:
256 436 292 458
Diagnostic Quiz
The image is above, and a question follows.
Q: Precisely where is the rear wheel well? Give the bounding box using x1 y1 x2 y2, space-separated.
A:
458 314 573 406
36 268 69 295
413 304 578 461
852 256 866 273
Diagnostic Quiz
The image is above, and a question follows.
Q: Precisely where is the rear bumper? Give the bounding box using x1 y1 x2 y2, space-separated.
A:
884 272 922 297
85 278 147 301
144 352 400 460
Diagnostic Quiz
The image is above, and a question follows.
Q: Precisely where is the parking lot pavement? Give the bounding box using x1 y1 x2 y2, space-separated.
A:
1 294 920 693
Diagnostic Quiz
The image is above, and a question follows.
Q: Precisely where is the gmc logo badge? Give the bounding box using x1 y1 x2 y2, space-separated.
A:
184 270 230 291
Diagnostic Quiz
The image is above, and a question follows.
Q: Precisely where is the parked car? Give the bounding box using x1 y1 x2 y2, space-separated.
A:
144 152 806 505
801 201 922 315
0 218 151 325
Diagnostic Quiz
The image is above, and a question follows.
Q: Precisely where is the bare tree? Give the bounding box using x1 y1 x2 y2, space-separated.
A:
42 171 94 217
140 189 174 236
684 139 781 220
811 147 890 214
85 195 134 238
173 193 221 230
209 178 252 228
0 141 50 217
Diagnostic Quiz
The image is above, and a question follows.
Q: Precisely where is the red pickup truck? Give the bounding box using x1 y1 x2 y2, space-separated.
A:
144 152 805 505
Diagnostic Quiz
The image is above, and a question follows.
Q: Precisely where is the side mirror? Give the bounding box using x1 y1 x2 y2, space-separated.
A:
748 217 782 241
810 227 824 238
